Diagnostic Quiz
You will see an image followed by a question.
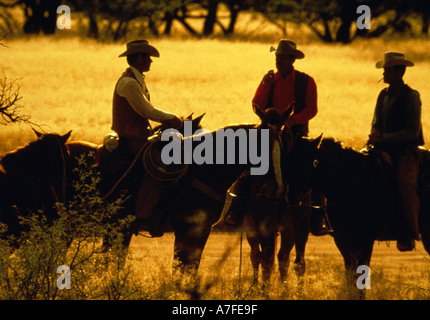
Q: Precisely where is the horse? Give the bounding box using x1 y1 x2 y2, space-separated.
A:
64 114 206 252
237 130 311 286
125 107 298 278
65 111 290 278
152 123 271 275
0 130 72 241
286 136 430 298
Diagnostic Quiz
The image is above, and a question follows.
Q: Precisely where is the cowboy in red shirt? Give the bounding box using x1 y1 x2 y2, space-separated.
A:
222 40 329 236
253 40 328 236
252 39 317 138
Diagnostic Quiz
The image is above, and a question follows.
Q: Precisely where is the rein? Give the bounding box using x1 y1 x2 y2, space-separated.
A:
101 133 189 201
101 139 148 201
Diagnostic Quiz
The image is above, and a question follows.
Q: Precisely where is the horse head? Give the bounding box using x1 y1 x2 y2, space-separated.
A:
260 103 293 129
0 129 73 213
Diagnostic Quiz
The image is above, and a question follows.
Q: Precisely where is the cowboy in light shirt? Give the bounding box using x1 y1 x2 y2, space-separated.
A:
113 40 182 154
112 40 182 237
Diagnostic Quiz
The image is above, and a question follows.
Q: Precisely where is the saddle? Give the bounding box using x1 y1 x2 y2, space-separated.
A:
95 133 135 175
363 146 430 241
365 146 430 190
96 132 189 189
418 147 430 190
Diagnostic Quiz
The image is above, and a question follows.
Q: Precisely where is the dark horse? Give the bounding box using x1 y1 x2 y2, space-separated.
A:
0 130 72 241
239 130 311 285
153 122 279 275
63 116 273 275
286 136 430 298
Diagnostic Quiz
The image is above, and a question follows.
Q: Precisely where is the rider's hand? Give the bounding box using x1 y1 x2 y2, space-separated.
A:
262 70 275 87
368 130 382 145
284 117 295 129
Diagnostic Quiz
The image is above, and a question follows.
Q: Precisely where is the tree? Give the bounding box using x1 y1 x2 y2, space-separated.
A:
0 75 29 125
0 0 61 34
0 36 33 126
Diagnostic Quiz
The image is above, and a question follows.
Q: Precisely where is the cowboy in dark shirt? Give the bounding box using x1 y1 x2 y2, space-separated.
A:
368 52 423 251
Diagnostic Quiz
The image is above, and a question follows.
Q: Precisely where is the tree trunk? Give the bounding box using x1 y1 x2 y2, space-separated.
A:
88 12 99 39
422 12 429 34
226 5 240 35
203 0 219 36
335 18 353 44
163 10 174 35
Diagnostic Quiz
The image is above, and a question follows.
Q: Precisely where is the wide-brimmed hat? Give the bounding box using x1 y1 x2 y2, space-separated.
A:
118 40 160 58
376 52 414 68
270 39 304 59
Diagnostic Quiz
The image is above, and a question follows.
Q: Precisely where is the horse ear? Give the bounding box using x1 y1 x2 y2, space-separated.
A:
32 128 43 138
282 102 295 120
193 113 205 128
312 133 323 149
61 130 72 144
185 112 194 121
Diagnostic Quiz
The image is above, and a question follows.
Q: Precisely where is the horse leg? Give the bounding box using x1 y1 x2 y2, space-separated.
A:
419 194 430 254
246 234 261 284
421 226 430 254
339 243 373 300
173 222 211 279
277 229 294 282
260 233 276 285
292 206 310 277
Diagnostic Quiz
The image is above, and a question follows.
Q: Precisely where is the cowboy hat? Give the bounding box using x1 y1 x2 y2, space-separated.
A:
270 39 305 59
375 52 414 68
118 40 160 58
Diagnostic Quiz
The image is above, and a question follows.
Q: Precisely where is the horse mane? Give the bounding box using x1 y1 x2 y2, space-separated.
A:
215 123 258 131
320 138 363 160
318 138 367 178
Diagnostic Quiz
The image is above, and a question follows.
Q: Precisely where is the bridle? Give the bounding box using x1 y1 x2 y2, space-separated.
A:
294 144 370 210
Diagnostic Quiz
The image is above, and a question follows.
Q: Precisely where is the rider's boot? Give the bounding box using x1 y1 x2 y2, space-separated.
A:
135 175 164 237
310 208 330 236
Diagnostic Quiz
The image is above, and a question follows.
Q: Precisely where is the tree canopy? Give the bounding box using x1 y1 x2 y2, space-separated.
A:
1 0 429 43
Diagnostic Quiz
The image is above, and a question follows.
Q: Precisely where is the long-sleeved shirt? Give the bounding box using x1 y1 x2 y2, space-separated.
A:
252 68 318 125
115 66 174 122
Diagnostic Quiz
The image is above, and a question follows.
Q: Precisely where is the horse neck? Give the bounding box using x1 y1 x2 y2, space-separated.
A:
187 124 269 192
1 137 68 184
317 142 367 199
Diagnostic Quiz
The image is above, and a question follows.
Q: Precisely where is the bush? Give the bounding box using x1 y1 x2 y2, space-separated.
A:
0 154 142 300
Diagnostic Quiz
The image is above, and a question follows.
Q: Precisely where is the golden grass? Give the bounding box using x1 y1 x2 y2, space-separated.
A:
1 35 430 152
127 232 430 300
1 34 430 299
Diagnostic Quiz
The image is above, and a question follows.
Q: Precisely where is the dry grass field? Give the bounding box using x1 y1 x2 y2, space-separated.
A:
2 34 430 152
1 25 430 300
127 232 430 300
